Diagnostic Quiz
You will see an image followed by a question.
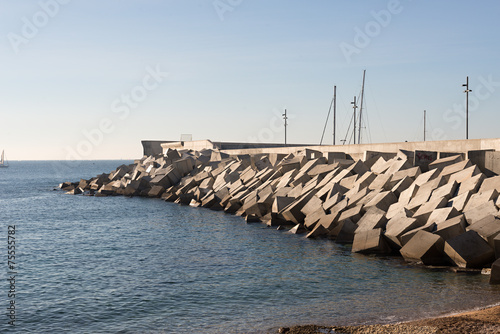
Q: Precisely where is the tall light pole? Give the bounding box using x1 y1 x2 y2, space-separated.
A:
463 76 472 140
282 109 288 146
351 96 357 144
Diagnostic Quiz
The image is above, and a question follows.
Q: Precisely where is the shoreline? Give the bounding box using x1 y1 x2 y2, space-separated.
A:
280 304 500 333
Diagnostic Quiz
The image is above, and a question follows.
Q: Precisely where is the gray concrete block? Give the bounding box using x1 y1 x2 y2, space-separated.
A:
289 223 307 234
356 207 388 233
330 218 357 243
354 171 377 189
412 196 448 225
306 223 329 238
308 163 338 178
445 230 495 268
400 230 445 265
440 159 472 181
272 196 295 214
466 215 500 248
426 207 460 226
281 190 318 224
364 191 397 212
464 200 498 226
429 181 459 202
495 234 500 259
339 174 358 190
327 152 347 164
398 183 419 206
457 172 484 196
479 175 500 193
300 195 324 216
338 204 364 224
414 168 441 187
385 216 422 248
386 203 413 221
317 213 339 231
434 215 466 241
463 189 498 212
346 159 369 176
389 166 421 188
414 150 438 171
384 158 413 175
400 223 437 246
391 176 414 197
370 157 391 174
490 258 500 284
448 190 472 212
447 165 481 185
368 173 392 191
345 187 372 209
429 155 463 171
322 192 342 211
352 228 392 254
304 208 327 230
147 185 165 198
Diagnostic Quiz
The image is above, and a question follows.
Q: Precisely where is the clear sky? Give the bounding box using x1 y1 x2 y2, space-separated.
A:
1 0 500 160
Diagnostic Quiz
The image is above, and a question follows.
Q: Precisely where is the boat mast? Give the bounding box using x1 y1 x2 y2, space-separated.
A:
358 69 366 144
333 85 336 145
351 96 357 144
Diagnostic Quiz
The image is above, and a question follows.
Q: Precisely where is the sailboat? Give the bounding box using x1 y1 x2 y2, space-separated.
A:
0 150 9 167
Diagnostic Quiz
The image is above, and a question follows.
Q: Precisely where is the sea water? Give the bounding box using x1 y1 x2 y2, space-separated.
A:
1 161 499 333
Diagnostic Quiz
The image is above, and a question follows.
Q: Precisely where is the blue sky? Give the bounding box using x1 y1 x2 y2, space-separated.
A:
1 0 500 160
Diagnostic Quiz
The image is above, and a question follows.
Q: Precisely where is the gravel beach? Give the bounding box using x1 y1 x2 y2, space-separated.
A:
277 304 500 334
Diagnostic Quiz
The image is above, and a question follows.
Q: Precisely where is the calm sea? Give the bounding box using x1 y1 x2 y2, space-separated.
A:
1 160 499 333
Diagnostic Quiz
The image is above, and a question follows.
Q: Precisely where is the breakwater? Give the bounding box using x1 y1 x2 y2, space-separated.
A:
61 146 500 281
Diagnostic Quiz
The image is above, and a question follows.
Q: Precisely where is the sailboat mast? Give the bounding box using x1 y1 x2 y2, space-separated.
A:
333 85 336 145
358 69 366 144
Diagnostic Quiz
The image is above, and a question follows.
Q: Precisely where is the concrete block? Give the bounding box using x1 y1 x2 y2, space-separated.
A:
368 173 392 191
308 163 338 178
495 234 500 259
445 230 495 268
289 223 307 234
413 196 448 225
389 166 421 188
346 159 369 176
322 192 342 211
385 216 422 249
407 177 446 211
339 174 358 190
354 171 377 189
447 165 480 185
306 224 329 238
269 153 287 167
479 175 500 193
400 230 445 265
317 213 339 231
414 168 441 187
400 223 437 246
281 190 318 224
147 185 165 198
490 258 500 284
439 152 465 160
364 151 397 163
364 191 397 212
426 207 460 226
429 181 459 202
316 181 342 201
429 155 463 172
329 218 357 243
370 157 391 174
439 159 472 181
356 207 388 233
390 176 414 197
345 187 371 209
458 173 485 197
414 150 438 171
352 228 392 254
434 215 466 241
464 200 498 225
338 204 364 224
386 203 413 221
300 195 324 216
276 169 298 189
398 183 419 206
273 196 296 214
331 168 353 183
384 158 413 175
448 191 472 212
327 152 347 164
467 215 500 248
464 189 498 212
304 207 327 230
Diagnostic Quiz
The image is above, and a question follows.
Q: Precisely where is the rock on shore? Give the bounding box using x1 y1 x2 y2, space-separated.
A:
60 147 500 279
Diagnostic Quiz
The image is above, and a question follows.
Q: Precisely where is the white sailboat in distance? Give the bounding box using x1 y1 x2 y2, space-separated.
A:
0 150 9 167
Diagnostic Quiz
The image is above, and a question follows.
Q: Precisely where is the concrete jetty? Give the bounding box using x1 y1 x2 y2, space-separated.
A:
62 138 500 282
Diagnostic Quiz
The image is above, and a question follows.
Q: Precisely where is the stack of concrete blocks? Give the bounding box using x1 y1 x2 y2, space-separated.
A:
61 146 500 282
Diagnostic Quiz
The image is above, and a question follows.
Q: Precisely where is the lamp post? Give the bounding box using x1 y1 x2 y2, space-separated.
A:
351 96 357 144
462 76 472 140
